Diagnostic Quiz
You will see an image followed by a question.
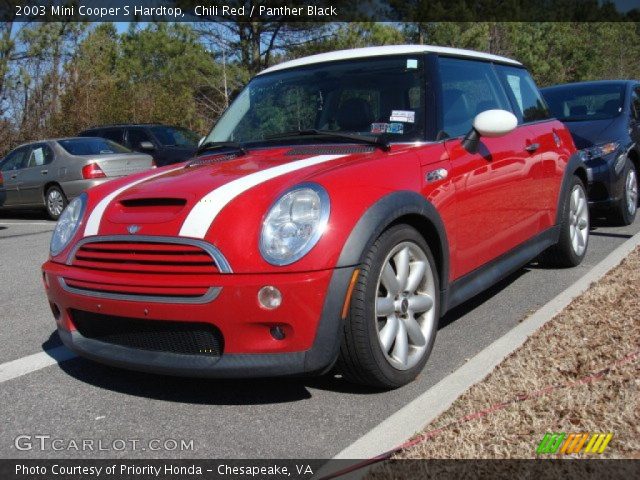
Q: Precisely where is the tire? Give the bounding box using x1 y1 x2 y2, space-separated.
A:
539 176 589 268
609 159 638 226
337 224 440 389
45 185 67 220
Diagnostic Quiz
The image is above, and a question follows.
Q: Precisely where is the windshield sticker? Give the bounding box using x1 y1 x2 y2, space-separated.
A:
390 110 415 123
406 59 418 69
371 123 389 134
386 123 404 134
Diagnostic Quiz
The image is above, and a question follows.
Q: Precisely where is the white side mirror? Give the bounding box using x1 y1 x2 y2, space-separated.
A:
198 136 205 147
463 109 518 154
473 109 518 137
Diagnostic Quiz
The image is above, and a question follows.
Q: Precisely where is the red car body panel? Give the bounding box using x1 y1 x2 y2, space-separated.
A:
44 261 333 354
42 125 574 354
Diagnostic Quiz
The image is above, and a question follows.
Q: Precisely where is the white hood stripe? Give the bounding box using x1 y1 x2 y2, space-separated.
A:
83 167 182 237
179 154 345 239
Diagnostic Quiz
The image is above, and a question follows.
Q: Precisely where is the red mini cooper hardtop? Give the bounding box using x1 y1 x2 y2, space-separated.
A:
43 46 589 388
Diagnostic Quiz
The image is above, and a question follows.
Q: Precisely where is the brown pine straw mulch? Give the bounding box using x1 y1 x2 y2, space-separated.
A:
369 245 640 475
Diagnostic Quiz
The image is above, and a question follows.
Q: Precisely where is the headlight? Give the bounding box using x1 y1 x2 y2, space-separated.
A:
259 184 330 265
584 142 620 160
50 193 87 256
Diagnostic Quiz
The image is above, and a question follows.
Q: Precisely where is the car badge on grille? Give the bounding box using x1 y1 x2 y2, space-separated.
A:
127 225 141 234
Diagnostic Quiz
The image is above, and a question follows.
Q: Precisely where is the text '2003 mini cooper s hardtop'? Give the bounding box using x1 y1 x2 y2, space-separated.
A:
43 46 589 388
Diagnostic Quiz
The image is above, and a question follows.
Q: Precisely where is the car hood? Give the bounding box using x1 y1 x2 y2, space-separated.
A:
81 146 379 239
562 118 618 149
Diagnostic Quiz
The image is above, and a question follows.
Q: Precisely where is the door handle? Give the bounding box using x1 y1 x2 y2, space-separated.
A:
41 169 48 175
525 143 540 153
10 174 17 179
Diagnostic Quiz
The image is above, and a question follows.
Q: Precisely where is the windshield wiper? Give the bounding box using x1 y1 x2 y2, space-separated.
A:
264 129 390 151
196 141 247 156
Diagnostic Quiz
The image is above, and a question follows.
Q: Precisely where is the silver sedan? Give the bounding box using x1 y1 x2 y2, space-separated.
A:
0 137 154 219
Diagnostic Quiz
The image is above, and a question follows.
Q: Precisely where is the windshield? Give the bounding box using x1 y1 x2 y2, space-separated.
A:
150 126 199 147
542 83 625 121
58 138 131 155
205 55 426 146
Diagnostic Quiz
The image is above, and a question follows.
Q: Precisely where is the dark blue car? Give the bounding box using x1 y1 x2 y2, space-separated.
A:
542 80 639 225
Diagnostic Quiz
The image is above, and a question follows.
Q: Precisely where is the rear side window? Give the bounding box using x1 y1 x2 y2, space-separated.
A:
25 144 54 167
496 66 550 123
149 126 199 147
99 128 125 144
1 146 30 171
438 57 510 138
127 128 153 149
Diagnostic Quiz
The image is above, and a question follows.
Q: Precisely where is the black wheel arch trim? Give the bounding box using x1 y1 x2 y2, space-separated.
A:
302 190 452 373
556 151 588 224
335 190 450 290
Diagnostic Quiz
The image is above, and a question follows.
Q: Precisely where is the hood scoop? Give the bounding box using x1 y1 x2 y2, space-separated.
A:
286 145 374 156
120 198 186 208
107 197 188 225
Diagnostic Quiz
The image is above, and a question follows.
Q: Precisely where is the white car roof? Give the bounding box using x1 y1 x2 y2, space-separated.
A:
259 45 522 75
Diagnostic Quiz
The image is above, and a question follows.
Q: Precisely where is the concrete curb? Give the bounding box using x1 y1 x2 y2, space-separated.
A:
334 231 640 460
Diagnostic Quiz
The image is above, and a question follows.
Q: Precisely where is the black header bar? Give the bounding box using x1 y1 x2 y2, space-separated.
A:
2 0 640 22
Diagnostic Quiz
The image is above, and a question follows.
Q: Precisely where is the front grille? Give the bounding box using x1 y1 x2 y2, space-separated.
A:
62 278 214 300
71 309 223 356
71 240 219 275
64 237 230 302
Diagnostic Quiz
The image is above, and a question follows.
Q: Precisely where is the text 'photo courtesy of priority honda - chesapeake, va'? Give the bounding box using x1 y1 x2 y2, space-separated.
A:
0 1 639 480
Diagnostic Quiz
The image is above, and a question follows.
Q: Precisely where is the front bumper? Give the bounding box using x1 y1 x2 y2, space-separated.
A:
43 260 354 378
585 152 627 208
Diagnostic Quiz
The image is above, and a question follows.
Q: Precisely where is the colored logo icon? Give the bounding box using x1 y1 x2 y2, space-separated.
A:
537 432 613 455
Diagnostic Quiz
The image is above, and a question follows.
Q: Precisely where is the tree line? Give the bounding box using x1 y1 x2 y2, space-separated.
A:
1 21 639 155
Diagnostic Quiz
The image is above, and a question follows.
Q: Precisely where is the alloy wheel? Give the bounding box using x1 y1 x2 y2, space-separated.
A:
626 168 638 216
375 241 437 370
569 184 589 257
47 190 64 217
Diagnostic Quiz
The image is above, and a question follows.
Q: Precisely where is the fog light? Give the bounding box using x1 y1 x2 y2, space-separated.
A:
258 286 282 309
270 326 286 340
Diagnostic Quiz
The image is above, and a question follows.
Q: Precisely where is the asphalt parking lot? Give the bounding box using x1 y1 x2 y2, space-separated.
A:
0 210 638 459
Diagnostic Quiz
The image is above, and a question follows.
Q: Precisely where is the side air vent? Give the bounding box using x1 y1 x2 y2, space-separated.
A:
286 145 374 156
185 154 239 168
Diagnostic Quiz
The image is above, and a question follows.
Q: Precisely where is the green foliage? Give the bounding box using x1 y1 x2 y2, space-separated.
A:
55 23 225 135
2 20 640 156
288 23 406 57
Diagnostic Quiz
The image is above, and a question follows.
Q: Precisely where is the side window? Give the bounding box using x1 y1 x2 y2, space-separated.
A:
25 144 54 168
632 87 640 120
0 146 29 171
99 128 125 144
496 66 550 123
127 128 153 149
438 57 510 138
